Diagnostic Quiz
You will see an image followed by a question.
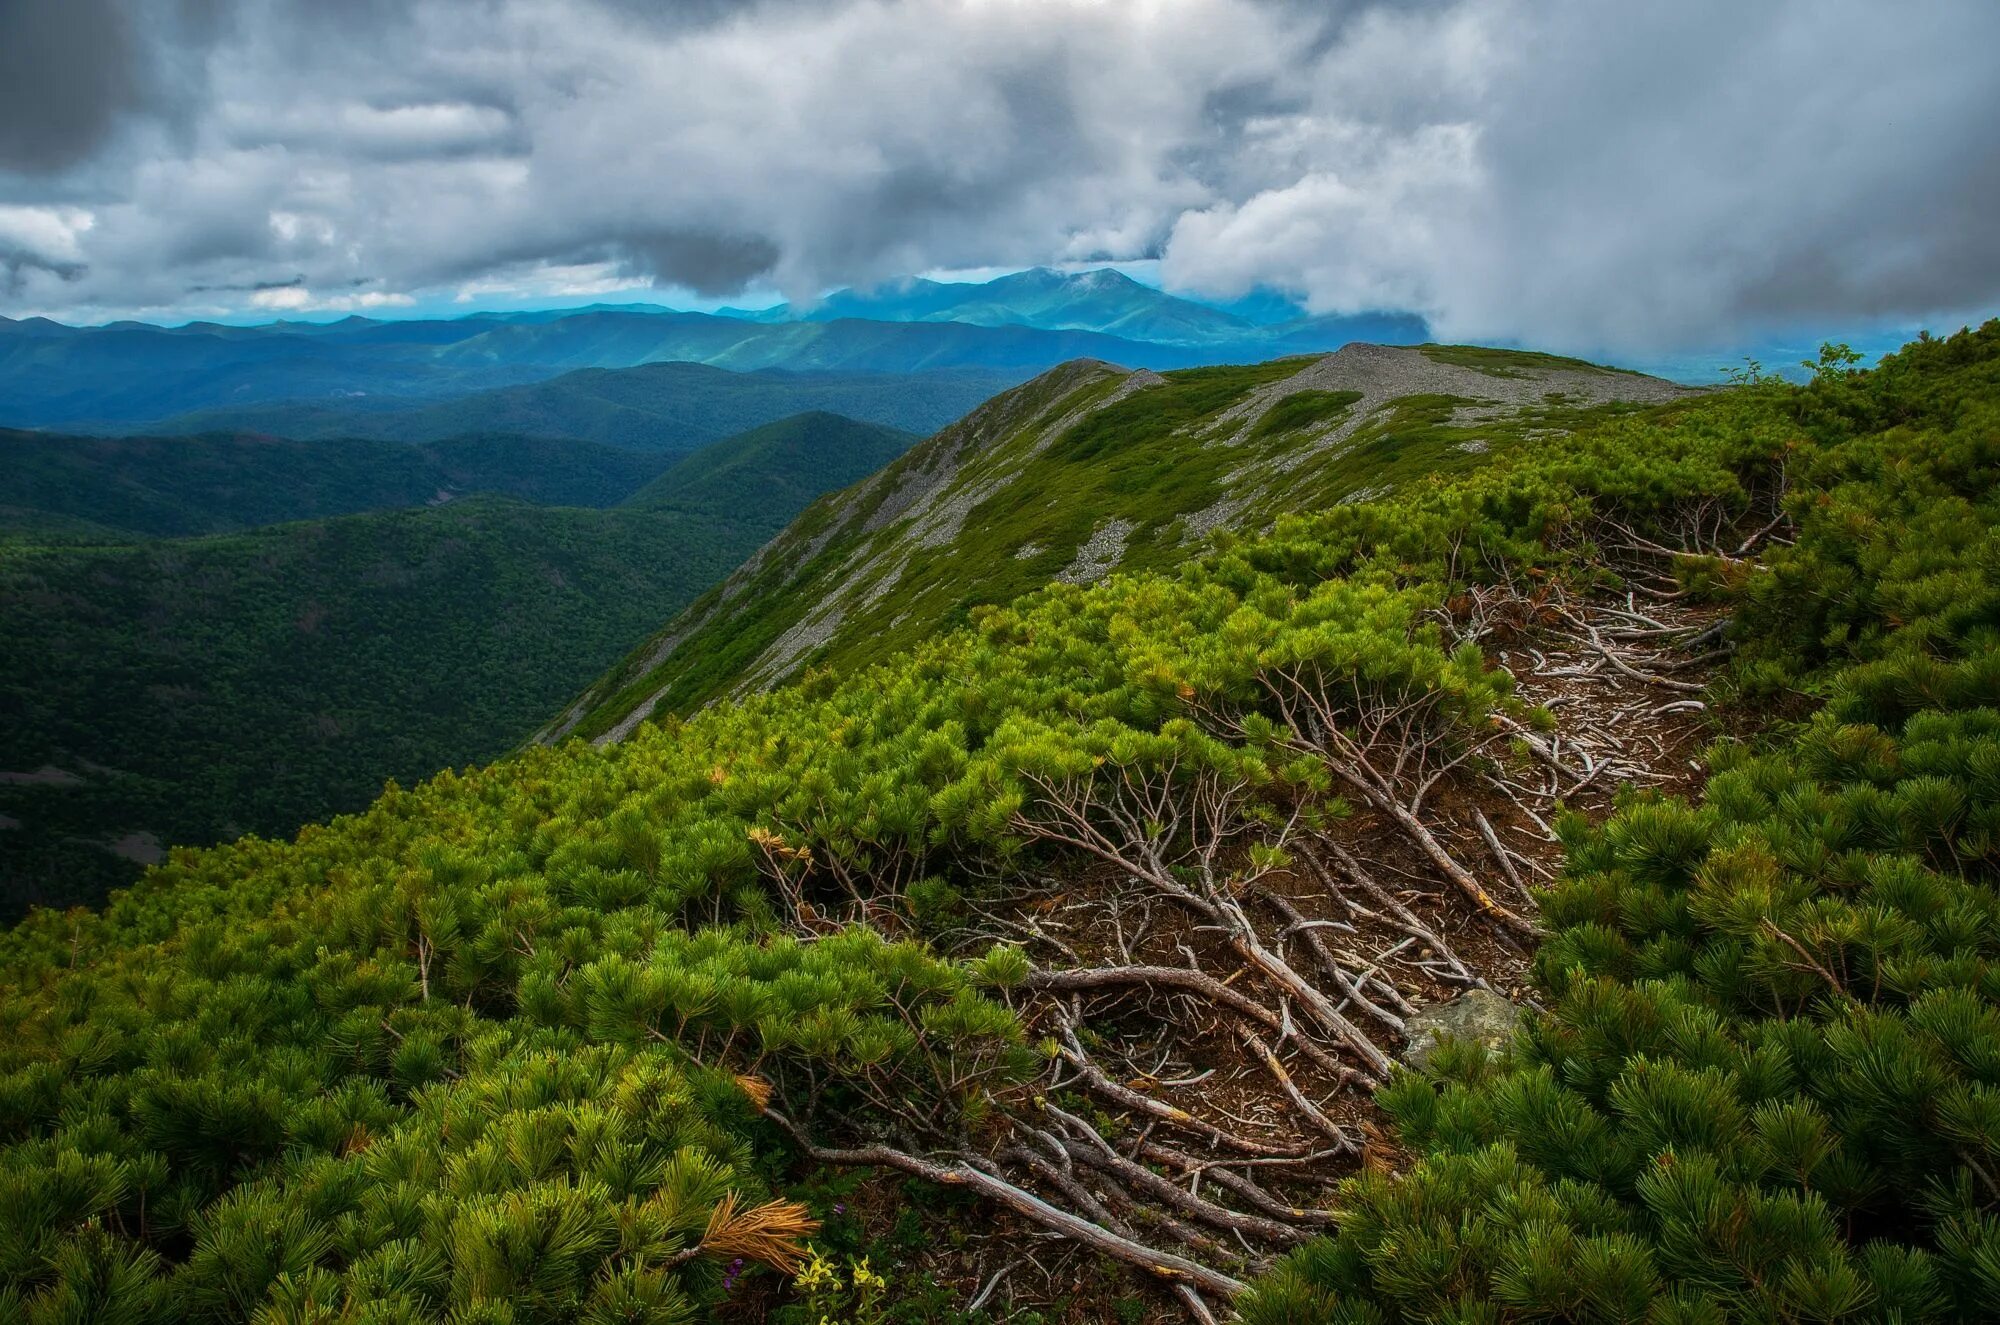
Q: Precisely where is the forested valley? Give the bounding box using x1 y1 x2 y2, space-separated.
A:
0 412 918 918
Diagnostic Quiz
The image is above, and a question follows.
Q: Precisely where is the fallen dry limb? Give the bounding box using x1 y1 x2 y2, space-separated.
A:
753 585 1729 1318
1245 661 1538 939
1303 842 1489 990
1010 762 1405 1080
1254 886 1412 1030
763 1109 1247 1298
1137 1140 1339 1225
1039 1102 1313 1245
1051 1019 1314 1158
1236 1026 1354 1146
1023 963 1359 1079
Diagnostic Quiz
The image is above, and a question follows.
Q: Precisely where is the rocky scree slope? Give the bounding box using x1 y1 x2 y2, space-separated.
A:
550 343 1695 744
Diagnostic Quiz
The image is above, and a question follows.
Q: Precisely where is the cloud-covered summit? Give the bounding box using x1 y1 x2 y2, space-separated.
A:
2 0 1995 354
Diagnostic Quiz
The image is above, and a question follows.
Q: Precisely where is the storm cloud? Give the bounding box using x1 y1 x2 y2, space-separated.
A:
0 0 1994 353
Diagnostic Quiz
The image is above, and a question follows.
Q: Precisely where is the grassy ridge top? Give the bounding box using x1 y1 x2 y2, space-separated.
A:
555 343 1694 743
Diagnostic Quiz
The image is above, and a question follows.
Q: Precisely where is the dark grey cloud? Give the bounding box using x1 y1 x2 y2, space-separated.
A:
0 0 1993 352
0 244 82 298
606 230 781 296
0 0 234 177
0 0 140 172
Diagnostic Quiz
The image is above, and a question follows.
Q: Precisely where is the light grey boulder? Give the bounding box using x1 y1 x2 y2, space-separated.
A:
1402 989 1521 1069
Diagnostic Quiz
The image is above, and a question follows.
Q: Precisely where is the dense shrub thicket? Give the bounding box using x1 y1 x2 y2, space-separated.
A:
0 325 1994 1322
1243 329 2000 1322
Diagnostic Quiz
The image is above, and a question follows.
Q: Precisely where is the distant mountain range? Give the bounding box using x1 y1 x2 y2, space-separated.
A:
0 268 1429 434
119 361 1016 453
721 266 1424 349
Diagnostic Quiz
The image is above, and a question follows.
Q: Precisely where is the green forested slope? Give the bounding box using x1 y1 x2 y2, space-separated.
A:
135 361 1015 454
2 328 1994 1322
623 412 917 519
0 413 920 918
0 499 748 917
0 428 672 539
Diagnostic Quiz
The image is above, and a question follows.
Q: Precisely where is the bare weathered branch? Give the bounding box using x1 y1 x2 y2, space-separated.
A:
766 1109 1247 1297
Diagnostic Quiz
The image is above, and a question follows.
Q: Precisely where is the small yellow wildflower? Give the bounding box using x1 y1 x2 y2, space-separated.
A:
850 1256 887 1291
793 1245 840 1293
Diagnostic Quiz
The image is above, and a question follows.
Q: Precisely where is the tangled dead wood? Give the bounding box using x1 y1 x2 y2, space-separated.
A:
768 588 1725 1319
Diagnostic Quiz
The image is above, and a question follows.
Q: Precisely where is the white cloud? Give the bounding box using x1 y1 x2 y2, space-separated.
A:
247 287 416 313
218 100 519 160
1162 123 1481 316
0 204 95 264
1 0 1995 351
1164 0 2000 352
451 262 659 303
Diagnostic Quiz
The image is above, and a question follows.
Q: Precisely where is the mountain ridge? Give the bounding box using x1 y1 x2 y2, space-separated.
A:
118 361 1011 453
548 342 1698 744
5 327 1990 1322
1 269 1432 432
725 265 1429 350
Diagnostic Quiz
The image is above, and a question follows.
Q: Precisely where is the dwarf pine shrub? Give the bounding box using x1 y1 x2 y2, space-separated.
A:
1241 325 2000 1323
